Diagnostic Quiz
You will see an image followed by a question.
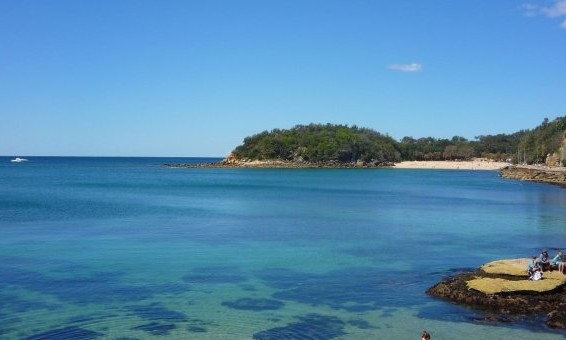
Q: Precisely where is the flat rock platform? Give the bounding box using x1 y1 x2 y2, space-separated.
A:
427 258 566 329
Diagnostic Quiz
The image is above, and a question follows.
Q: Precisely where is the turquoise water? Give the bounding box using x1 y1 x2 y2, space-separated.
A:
1 157 566 339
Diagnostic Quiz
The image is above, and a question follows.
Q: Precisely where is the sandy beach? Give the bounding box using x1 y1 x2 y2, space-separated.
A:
394 159 509 170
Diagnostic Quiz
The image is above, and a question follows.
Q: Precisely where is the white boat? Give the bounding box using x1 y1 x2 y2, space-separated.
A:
11 157 28 163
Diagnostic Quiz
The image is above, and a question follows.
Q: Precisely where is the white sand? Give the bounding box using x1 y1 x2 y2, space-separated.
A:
393 159 509 170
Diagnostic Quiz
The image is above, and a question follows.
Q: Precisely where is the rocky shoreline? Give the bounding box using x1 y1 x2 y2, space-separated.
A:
427 260 566 329
165 157 506 170
166 160 566 188
164 158 394 169
499 165 566 187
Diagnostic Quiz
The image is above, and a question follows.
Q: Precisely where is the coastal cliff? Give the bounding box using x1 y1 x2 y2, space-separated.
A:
499 165 566 187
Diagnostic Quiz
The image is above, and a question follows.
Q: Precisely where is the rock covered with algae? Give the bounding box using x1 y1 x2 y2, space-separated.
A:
427 258 566 329
468 258 566 294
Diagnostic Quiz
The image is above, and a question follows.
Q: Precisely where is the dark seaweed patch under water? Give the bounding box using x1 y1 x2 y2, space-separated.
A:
256 267 429 311
348 318 377 329
187 325 207 332
127 304 187 322
131 322 176 336
222 298 285 311
0 264 190 304
253 314 346 339
0 292 58 313
66 313 117 325
23 326 103 340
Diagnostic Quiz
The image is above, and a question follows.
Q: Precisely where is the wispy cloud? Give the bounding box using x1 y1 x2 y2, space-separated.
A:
522 0 566 29
387 63 422 73
521 3 539 16
541 0 566 17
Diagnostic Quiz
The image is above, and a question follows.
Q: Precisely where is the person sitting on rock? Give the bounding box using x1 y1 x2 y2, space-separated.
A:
551 249 564 274
538 249 551 271
528 256 543 280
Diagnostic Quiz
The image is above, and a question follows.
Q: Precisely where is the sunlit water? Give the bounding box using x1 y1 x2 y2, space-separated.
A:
1 157 566 339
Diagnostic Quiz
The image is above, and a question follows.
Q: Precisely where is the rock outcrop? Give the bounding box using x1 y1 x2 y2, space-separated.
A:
427 259 566 329
165 156 394 169
499 165 566 187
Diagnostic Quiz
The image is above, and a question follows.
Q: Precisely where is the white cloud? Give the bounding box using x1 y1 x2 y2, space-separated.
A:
387 63 422 73
521 3 539 16
523 0 566 29
541 0 566 17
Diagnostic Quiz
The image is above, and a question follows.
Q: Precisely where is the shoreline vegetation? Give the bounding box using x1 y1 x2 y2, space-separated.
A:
224 119 566 166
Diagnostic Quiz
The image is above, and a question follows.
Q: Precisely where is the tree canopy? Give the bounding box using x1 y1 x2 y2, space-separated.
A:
230 117 566 165
516 117 566 164
232 124 400 164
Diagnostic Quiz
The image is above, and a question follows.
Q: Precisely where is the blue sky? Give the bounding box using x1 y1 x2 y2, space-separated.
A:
1 0 565 157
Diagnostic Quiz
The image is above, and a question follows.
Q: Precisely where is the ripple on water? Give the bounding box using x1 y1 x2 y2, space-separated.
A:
187 325 207 333
127 304 188 322
131 322 176 336
22 326 104 340
182 266 248 284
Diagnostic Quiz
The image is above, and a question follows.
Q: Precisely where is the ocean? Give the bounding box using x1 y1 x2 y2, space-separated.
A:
1 157 566 339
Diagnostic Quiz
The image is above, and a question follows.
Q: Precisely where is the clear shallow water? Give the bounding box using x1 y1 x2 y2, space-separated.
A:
1 157 566 339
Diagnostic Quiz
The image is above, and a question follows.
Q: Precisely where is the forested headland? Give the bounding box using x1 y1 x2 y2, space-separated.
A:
229 116 566 166
231 124 400 165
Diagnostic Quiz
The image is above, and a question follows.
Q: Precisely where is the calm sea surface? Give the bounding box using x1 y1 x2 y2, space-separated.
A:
1 157 566 339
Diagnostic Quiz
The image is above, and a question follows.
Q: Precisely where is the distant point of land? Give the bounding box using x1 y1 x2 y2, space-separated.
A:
167 118 566 173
